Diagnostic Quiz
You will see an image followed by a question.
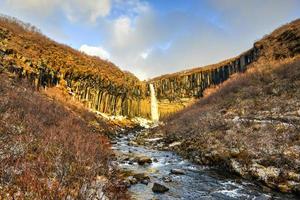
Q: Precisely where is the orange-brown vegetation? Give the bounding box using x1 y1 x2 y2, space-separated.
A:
0 15 140 87
149 56 300 193
144 18 300 193
0 71 128 199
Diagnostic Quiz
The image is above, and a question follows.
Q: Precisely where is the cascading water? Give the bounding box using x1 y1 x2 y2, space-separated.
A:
149 83 159 122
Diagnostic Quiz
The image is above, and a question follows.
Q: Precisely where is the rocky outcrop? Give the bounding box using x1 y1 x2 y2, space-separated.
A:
146 48 258 118
0 17 152 119
150 49 258 101
148 19 300 118
1 16 299 120
64 71 149 117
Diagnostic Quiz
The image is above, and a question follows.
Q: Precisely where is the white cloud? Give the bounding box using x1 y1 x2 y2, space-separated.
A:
79 44 111 60
102 0 300 80
113 16 132 47
1 0 299 80
62 0 111 23
140 48 153 59
2 0 111 23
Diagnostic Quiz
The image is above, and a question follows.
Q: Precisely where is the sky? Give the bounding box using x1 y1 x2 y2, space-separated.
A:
0 0 299 80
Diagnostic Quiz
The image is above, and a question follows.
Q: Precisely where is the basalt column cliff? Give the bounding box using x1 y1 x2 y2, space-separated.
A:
148 19 300 118
147 49 258 118
0 16 152 119
1 16 299 120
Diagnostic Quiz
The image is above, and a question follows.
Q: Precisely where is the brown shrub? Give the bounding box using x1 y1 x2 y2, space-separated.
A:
0 73 127 199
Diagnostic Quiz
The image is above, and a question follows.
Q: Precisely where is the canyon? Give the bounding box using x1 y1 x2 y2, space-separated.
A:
1 15 300 199
0 16 263 120
2 17 299 121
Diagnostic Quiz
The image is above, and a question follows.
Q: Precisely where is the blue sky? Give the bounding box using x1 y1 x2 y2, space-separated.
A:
0 0 299 80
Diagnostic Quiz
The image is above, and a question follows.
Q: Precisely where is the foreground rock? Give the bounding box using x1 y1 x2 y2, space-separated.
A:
152 183 169 193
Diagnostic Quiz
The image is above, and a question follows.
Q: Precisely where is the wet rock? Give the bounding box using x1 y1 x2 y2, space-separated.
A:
128 161 134 165
152 182 169 193
126 176 138 185
294 184 300 195
122 156 130 161
133 173 150 183
170 169 185 175
162 176 172 182
135 156 152 165
141 179 149 185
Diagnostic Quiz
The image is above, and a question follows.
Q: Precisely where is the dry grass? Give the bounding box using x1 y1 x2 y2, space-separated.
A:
156 56 300 170
0 15 140 88
0 72 128 199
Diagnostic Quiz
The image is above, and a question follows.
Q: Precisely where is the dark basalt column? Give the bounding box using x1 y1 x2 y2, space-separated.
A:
150 47 259 102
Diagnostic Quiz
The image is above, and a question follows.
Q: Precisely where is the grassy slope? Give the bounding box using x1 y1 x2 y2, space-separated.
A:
0 71 128 199
146 19 300 193
149 57 300 192
0 16 140 87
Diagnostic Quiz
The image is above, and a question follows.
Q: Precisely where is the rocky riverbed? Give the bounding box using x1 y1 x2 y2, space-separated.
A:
112 130 298 200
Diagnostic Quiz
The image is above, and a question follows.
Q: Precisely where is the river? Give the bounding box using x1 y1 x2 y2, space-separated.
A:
112 131 298 200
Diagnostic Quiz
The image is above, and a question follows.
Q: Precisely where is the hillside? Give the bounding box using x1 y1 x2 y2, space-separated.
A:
1 12 300 198
151 19 300 81
0 16 139 85
137 19 300 194
0 69 129 199
148 19 300 118
0 16 151 118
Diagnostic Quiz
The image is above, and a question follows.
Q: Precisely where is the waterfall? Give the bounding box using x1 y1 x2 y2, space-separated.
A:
149 83 159 122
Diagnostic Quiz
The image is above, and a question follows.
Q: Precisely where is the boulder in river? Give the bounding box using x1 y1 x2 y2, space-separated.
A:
170 169 185 175
152 182 169 193
162 176 172 182
135 156 152 165
133 173 150 183
127 176 138 185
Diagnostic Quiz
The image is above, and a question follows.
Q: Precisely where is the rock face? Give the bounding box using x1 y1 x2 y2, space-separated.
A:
64 71 149 117
148 49 258 118
0 16 260 120
0 16 151 119
1 16 299 120
147 19 300 118
151 49 257 100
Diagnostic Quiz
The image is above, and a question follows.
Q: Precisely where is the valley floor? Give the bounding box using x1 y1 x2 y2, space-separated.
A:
137 57 300 195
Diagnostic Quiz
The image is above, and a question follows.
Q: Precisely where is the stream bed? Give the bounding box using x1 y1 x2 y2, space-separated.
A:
112 131 298 200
